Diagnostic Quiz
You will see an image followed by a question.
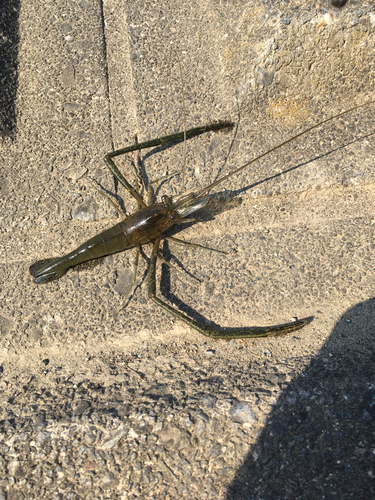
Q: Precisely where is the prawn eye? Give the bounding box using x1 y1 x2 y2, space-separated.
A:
169 213 177 220
161 195 170 206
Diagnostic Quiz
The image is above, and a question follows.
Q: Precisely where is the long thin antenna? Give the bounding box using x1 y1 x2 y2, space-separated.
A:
196 100 374 198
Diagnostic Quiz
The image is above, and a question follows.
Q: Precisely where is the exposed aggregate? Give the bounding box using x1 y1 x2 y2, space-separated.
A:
1 322 375 499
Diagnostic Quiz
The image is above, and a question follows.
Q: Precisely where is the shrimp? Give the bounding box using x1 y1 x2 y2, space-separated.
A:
29 101 372 339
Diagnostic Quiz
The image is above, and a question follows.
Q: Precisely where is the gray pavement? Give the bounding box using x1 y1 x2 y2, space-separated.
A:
0 1 374 499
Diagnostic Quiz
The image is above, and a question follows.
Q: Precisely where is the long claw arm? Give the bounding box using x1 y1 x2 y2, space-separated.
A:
104 122 234 209
148 238 308 339
107 122 234 159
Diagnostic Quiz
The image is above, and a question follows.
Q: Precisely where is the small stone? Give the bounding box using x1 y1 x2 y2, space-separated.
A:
256 67 274 86
196 409 209 422
61 23 71 33
202 395 217 409
84 432 96 445
324 13 334 25
301 13 314 24
37 431 51 447
195 420 206 436
63 166 87 183
182 416 194 427
102 427 128 450
287 395 297 405
343 393 356 404
8 460 24 478
208 444 222 457
158 425 191 450
63 102 80 112
73 197 98 221
58 65 76 88
74 401 90 416
153 421 163 433
270 421 285 438
101 471 119 488
35 415 47 431
358 410 372 422
229 402 257 424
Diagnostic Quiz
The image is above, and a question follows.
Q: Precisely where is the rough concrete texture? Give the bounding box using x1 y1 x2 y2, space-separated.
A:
0 0 374 499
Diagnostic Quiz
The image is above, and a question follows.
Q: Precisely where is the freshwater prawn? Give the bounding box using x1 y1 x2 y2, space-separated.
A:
29 100 372 339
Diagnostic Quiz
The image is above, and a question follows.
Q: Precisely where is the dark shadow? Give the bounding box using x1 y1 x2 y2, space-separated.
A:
159 239 215 327
226 297 375 500
331 0 348 7
0 0 20 138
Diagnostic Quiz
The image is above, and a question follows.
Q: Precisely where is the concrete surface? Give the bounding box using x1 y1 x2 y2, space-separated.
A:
0 0 374 499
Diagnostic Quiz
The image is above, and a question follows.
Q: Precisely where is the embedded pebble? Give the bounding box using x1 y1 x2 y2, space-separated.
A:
229 402 257 424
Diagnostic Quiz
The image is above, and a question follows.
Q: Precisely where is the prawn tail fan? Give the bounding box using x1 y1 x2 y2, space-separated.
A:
29 257 70 284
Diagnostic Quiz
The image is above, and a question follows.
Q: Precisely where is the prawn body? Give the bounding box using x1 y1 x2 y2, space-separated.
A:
30 192 208 285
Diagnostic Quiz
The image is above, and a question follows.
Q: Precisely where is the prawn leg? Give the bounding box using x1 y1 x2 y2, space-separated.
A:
104 122 234 207
165 236 228 255
87 177 125 215
148 238 307 339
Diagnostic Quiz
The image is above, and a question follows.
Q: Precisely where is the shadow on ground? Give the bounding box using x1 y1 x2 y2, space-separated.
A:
0 0 20 138
226 297 375 500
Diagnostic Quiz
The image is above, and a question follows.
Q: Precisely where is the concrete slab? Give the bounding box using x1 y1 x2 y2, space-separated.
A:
0 0 374 498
